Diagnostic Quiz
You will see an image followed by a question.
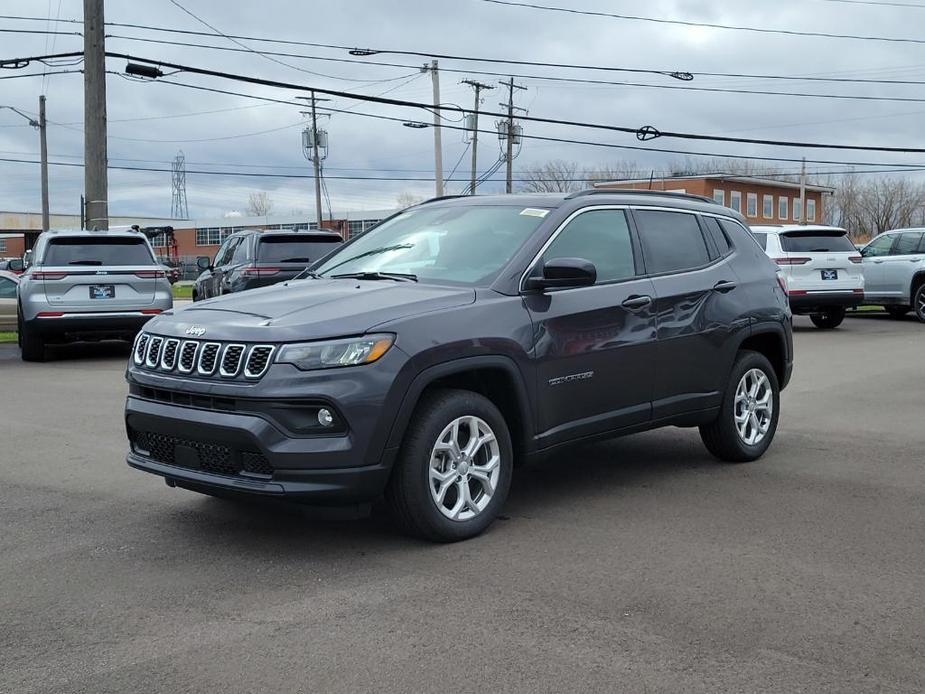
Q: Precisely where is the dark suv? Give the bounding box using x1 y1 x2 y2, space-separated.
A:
125 191 793 541
192 229 343 301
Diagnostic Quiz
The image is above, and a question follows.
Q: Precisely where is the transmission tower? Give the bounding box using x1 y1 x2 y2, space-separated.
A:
170 150 189 219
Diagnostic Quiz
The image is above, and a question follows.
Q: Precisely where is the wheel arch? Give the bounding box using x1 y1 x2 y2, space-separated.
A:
384 356 534 464
910 270 925 302
736 325 789 389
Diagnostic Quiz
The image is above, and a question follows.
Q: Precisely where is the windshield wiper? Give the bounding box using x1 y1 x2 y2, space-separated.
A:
67 260 102 265
331 271 418 282
278 257 312 262
319 243 414 275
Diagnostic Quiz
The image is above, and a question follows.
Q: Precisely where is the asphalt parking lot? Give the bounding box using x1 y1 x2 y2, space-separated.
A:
1 314 923 693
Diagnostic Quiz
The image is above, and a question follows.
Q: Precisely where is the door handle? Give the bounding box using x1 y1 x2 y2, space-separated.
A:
712 280 738 293
622 295 652 309
873 260 884 264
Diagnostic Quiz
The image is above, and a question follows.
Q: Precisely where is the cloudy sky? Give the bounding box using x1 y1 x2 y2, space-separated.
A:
2 0 925 221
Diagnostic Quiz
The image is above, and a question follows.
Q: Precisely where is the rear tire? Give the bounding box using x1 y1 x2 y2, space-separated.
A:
914 283 925 323
385 388 513 542
18 311 46 362
810 307 845 329
700 350 780 463
885 305 911 319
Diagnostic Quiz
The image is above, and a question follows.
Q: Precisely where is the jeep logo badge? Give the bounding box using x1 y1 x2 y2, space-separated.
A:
185 326 206 337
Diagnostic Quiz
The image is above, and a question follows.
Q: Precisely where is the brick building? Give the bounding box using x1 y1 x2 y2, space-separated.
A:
594 174 834 225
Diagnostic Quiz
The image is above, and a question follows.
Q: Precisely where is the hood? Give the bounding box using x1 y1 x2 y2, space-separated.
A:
145 279 476 342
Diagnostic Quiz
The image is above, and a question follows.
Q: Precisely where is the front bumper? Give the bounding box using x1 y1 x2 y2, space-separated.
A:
124 381 397 504
788 290 863 314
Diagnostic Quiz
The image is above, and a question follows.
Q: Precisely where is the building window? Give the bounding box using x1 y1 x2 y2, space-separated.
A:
0 239 6 253
196 227 224 245
807 199 817 222
793 198 803 222
778 196 789 221
746 193 758 218
713 189 725 206
348 220 364 237
730 191 742 213
762 195 774 219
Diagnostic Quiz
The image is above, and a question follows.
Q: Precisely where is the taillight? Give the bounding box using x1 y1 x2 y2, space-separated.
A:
134 270 166 278
241 266 280 277
788 290 808 296
36 311 64 317
849 256 862 264
774 257 811 266
140 309 163 315
33 271 67 280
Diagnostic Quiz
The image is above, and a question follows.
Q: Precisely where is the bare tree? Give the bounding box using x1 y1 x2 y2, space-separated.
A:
246 191 274 217
823 175 925 240
395 191 425 209
584 160 648 184
519 160 583 193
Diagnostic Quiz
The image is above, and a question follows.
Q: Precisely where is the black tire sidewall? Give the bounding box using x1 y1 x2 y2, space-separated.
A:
914 285 925 323
391 390 513 542
810 307 845 329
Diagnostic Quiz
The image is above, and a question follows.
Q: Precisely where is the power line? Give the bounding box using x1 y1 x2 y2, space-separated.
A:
481 0 925 45
10 15 925 86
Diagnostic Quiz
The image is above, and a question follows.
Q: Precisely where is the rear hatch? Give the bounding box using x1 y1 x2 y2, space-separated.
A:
775 229 863 292
247 234 343 285
40 235 162 309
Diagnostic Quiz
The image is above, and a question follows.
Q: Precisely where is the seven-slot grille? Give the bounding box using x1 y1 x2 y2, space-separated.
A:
132 333 275 380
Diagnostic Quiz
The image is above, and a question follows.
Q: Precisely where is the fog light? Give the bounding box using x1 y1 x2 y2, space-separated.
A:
317 408 334 427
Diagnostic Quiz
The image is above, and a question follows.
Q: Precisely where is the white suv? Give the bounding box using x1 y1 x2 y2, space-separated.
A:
860 229 925 322
751 225 864 329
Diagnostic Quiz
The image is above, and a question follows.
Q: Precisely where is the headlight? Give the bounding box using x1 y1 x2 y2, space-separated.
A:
276 334 394 371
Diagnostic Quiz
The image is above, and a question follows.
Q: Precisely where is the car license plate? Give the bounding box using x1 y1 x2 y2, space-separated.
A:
821 270 838 280
89 284 115 299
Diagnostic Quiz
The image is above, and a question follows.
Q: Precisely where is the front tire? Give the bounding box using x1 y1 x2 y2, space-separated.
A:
810 307 846 329
385 389 513 542
885 305 911 319
700 350 780 463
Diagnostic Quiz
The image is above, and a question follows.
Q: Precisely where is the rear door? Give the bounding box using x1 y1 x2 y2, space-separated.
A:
525 207 656 445
881 232 924 299
633 209 745 418
778 229 862 292
39 236 161 310
254 234 344 283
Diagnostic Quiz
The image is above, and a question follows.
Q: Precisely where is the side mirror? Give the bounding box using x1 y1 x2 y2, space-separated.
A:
525 257 597 291
8 258 24 272
196 256 212 271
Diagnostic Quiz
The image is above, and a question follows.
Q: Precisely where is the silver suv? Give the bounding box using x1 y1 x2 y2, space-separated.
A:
17 229 173 361
860 229 925 322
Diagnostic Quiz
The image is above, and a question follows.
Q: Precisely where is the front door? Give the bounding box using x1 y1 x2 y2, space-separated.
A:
861 233 896 299
525 208 656 448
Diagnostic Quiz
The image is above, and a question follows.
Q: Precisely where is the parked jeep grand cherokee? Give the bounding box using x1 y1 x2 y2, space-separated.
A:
125 191 793 541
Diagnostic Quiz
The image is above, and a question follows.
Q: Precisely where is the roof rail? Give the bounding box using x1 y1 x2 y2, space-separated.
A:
416 194 471 206
565 188 718 205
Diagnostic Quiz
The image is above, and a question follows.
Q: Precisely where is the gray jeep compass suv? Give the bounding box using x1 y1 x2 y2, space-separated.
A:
125 191 793 541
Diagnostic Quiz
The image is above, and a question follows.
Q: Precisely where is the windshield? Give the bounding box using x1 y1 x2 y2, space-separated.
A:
780 230 855 253
257 235 342 263
42 237 155 266
314 205 549 285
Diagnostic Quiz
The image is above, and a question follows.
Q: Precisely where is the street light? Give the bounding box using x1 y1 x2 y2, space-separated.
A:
1 103 49 234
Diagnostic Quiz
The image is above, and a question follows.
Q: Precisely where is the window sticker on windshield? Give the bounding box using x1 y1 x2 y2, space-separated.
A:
520 208 549 218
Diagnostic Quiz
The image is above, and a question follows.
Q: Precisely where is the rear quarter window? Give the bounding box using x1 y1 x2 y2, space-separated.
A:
42 237 155 266
780 231 855 253
634 209 711 274
751 232 768 250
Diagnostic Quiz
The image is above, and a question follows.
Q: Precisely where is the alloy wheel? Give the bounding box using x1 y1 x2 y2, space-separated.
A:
734 368 774 446
428 415 501 521
916 286 925 321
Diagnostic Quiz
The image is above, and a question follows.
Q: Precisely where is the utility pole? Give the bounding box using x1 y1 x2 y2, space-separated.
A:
83 0 108 230
799 157 807 225
462 79 494 195
426 61 444 197
39 95 49 232
310 93 323 230
499 77 526 194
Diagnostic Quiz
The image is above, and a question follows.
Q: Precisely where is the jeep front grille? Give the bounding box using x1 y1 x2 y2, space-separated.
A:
132 333 277 381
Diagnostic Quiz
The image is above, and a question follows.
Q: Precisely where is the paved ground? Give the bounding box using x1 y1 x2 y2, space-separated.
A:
1 315 923 693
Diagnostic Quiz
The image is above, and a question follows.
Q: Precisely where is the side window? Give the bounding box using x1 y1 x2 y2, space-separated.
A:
231 236 251 264
702 216 732 257
863 234 894 257
891 232 923 256
541 209 636 284
635 210 711 275
0 277 16 298
216 238 240 266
